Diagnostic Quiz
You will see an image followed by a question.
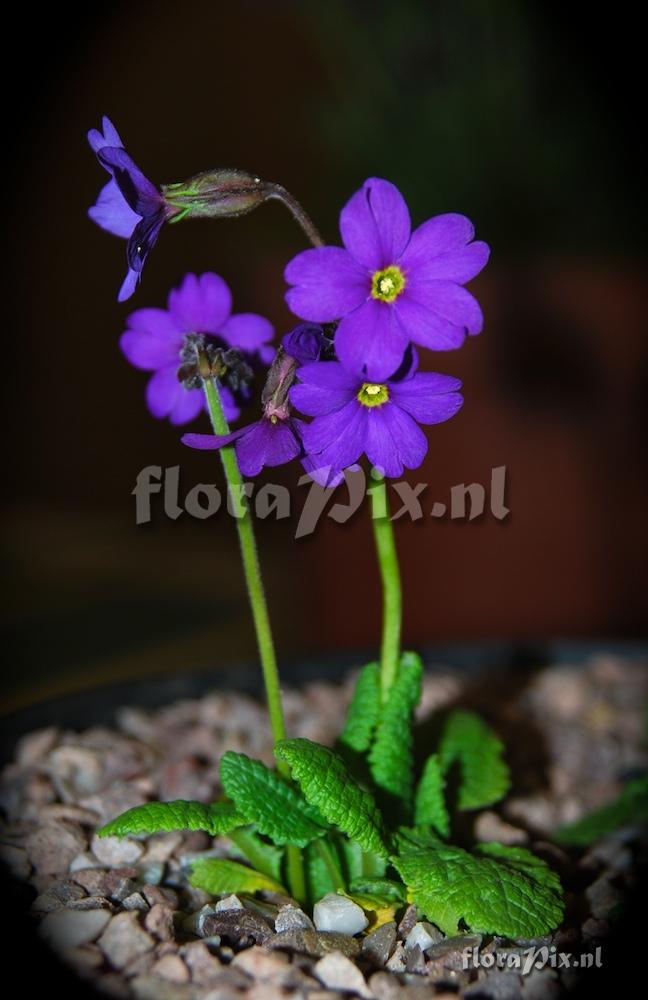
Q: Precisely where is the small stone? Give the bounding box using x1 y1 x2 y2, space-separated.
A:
150 955 189 983
26 821 87 874
0 843 30 879
16 726 59 767
91 833 144 866
67 895 115 912
72 867 138 901
142 884 178 909
98 912 155 969
521 968 560 1000
267 928 361 958
404 921 443 953
200 908 272 945
585 873 623 920
232 945 291 982
213 893 244 912
313 893 369 935
385 941 406 972
397 904 418 939
314 952 373 998
475 811 529 846
122 892 149 912
48 745 104 799
179 941 224 984
130 976 194 1000
363 921 397 965
145 903 175 940
40 907 111 949
405 944 426 973
138 860 164 885
274 903 315 932
466 969 522 1000
67 944 104 973
32 879 87 912
368 971 403 1000
69 852 101 872
141 832 183 863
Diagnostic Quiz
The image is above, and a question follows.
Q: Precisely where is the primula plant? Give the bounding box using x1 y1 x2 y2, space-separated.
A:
88 116 565 938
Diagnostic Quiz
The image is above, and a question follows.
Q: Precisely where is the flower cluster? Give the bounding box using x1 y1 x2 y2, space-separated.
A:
88 123 488 481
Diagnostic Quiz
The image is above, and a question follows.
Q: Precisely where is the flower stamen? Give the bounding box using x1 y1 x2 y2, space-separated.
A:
371 265 405 303
358 382 390 407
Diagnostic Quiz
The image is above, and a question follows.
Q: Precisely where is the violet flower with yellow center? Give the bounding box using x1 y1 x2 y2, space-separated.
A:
284 177 490 381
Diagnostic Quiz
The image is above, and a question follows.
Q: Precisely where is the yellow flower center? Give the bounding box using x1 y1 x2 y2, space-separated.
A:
357 382 390 407
371 265 406 303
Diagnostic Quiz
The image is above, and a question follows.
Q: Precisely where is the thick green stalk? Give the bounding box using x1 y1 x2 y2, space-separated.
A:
202 377 305 902
369 473 402 701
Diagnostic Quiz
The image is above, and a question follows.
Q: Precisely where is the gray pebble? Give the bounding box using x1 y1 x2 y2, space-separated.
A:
40 907 111 949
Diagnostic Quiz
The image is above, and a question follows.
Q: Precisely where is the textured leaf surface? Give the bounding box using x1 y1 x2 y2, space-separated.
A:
220 751 328 848
414 754 449 836
189 857 285 896
393 830 563 938
368 651 423 806
555 775 648 845
275 738 388 857
348 877 407 904
438 710 510 810
227 827 283 881
98 799 244 838
339 662 381 752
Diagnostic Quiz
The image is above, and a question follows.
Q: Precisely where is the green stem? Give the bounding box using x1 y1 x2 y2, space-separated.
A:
369 472 402 702
202 377 306 903
315 838 346 892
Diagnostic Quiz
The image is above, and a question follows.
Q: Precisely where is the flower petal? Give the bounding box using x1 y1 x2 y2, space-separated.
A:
168 387 205 426
120 310 181 369
145 365 185 419
335 299 410 381
393 296 468 350
168 272 233 333
236 420 301 476
293 361 360 391
405 280 483 334
301 400 366 470
88 116 124 155
88 179 141 238
365 405 428 476
290 381 355 417
389 372 464 424
97 146 161 213
118 268 140 302
340 178 411 270
219 384 241 423
401 213 476 271
183 425 250 450
284 247 368 321
220 312 274 354
403 241 490 284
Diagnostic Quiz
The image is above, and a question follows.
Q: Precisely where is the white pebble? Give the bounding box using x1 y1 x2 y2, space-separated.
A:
41 908 111 949
313 893 368 935
405 921 439 952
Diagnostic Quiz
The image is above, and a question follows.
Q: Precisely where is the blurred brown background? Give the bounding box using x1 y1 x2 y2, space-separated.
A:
1 0 646 709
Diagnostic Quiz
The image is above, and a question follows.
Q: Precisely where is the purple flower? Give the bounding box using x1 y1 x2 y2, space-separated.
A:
120 272 274 426
281 323 326 364
88 116 177 301
183 416 304 477
290 359 463 478
284 177 490 380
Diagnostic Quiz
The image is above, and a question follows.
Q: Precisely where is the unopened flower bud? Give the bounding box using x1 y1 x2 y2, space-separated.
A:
162 169 270 221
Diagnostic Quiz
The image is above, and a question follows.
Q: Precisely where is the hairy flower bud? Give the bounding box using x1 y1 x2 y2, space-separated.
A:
162 169 271 222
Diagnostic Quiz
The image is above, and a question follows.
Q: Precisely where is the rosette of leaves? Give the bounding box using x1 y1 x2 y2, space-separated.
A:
98 652 564 937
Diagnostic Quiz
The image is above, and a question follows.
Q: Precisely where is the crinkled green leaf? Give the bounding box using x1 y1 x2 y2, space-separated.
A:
227 827 283 881
414 753 449 837
348 877 407 904
368 651 423 807
555 775 648 845
188 857 285 896
438 710 510 810
339 662 381 752
220 751 328 848
275 738 388 857
393 829 563 938
98 799 244 838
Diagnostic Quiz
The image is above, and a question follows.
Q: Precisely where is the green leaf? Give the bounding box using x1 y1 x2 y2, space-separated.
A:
393 830 564 938
227 827 284 881
98 799 245 838
189 857 285 896
555 775 648 845
414 754 450 837
275 738 388 857
348 877 407 904
438 710 510 810
339 662 381 752
368 651 423 807
220 751 328 848
305 841 340 902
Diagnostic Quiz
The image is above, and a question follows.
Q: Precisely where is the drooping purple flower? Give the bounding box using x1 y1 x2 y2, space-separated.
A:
88 117 178 302
290 358 463 478
284 177 490 380
183 415 304 477
120 272 274 426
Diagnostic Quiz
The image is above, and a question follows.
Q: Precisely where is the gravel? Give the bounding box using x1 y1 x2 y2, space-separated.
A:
1 653 646 998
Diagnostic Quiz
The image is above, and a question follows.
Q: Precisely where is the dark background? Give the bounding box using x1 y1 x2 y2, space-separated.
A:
1 0 646 710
